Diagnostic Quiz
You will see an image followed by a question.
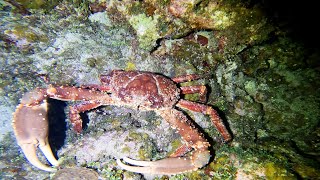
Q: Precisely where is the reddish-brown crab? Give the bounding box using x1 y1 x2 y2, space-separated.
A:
12 70 231 174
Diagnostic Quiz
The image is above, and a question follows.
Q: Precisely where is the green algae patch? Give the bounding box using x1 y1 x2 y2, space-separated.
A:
125 62 136 71
86 57 104 69
293 163 320 179
127 131 155 160
15 0 59 10
128 13 160 50
101 166 124 180
121 146 131 154
215 145 300 179
207 154 237 179
210 9 236 30
4 25 48 51
265 162 296 180
168 139 183 155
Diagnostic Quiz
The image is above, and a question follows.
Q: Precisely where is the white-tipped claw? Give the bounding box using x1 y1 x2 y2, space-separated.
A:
117 157 197 175
20 144 57 172
39 141 59 167
13 100 58 172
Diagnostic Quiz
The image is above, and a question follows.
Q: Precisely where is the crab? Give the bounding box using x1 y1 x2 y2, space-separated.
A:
12 70 231 174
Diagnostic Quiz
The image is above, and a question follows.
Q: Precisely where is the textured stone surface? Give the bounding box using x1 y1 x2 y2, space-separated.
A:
1 0 319 179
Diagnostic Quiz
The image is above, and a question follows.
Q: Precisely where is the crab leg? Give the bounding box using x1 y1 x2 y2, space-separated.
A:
45 86 114 132
117 109 211 174
69 101 102 133
180 85 207 102
176 99 232 142
46 85 111 102
172 74 202 83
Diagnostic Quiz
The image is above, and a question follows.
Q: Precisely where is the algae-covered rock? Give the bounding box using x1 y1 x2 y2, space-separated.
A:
129 13 160 51
0 0 319 179
264 162 296 180
2 0 59 14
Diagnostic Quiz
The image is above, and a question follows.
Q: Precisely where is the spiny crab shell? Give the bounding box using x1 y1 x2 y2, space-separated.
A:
12 70 232 175
100 70 179 109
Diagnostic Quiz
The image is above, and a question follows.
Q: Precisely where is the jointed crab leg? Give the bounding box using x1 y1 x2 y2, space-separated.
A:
46 86 114 132
117 109 211 174
46 86 111 102
180 85 208 102
69 102 102 133
176 99 232 142
172 74 202 83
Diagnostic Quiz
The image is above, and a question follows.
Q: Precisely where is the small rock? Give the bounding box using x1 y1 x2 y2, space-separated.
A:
52 167 99 180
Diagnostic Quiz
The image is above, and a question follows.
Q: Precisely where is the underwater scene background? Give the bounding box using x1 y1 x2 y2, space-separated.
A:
0 0 319 179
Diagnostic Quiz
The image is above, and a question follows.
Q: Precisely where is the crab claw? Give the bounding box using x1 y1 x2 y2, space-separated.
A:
117 149 210 175
117 157 195 175
117 109 212 175
12 100 59 172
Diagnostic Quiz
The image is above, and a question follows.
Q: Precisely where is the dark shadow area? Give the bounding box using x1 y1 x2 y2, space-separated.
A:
290 140 320 164
249 0 320 50
79 112 90 131
47 99 67 158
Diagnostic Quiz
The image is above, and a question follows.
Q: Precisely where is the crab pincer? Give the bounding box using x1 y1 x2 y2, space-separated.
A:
117 108 212 174
12 88 59 171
